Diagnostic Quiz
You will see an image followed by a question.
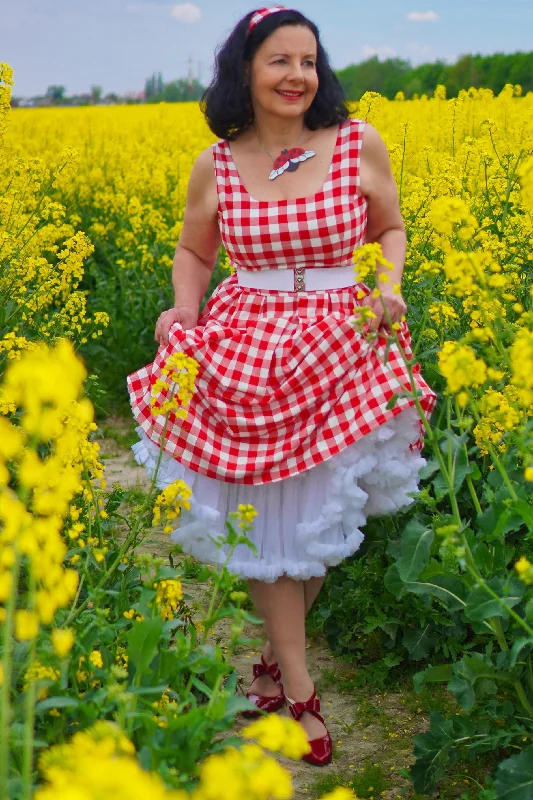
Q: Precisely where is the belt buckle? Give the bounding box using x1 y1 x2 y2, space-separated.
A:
294 266 305 292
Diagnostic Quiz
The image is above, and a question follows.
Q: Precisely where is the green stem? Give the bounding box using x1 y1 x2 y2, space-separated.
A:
0 554 21 797
469 402 518 502
22 578 37 799
465 474 482 515
528 656 533 698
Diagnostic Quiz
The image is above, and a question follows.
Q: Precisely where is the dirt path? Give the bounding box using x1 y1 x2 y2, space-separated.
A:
98 420 437 800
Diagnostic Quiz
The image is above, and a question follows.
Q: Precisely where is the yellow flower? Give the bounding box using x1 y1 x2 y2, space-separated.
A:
89 650 104 668
515 557 533 585
242 714 311 759
319 790 359 800
152 480 192 528
15 609 40 640
525 467 533 482
154 579 183 621
438 341 487 394
352 242 394 281
51 628 75 658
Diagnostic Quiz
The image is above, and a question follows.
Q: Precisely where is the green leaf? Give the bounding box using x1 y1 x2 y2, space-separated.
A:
431 446 473 500
127 617 164 675
419 459 440 480
35 697 80 713
510 638 533 668
465 586 508 622
410 712 456 792
413 664 453 693
465 579 522 623
406 570 467 612
495 746 533 800
386 393 399 410
191 676 213 698
411 713 480 793
455 654 514 692
384 564 405 598
448 676 475 710
402 625 439 660
514 500 533 534
525 599 533 623
397 520 434 582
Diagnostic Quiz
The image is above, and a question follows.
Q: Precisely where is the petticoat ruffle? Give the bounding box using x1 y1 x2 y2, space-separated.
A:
132 405 426 582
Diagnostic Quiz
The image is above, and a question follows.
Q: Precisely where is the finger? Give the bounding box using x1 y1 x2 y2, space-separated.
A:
369 316 383 332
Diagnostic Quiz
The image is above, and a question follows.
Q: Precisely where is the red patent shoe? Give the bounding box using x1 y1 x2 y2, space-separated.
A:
287 689 333 766
242 655 286 718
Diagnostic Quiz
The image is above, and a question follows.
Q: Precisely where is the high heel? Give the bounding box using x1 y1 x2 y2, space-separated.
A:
242 655 286 718
287 689 333 766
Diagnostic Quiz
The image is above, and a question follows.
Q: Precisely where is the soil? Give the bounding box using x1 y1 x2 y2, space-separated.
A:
97 418 438 800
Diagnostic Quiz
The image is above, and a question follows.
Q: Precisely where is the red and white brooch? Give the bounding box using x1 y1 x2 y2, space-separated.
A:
269 147 316 181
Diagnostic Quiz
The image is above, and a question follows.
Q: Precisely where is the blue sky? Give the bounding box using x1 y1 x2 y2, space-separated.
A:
2 0 532 98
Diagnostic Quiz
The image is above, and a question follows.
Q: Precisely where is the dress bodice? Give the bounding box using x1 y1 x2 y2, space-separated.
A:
211 118 368 271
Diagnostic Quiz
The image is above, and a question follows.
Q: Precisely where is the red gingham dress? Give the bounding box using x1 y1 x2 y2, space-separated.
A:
127 118 437 581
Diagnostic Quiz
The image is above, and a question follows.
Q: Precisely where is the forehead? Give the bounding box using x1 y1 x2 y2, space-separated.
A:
257 24 317 56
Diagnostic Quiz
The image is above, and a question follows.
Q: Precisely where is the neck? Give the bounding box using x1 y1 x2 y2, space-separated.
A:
252 110 306 151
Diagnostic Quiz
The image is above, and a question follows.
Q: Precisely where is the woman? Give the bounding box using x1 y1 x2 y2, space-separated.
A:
128 6 437 765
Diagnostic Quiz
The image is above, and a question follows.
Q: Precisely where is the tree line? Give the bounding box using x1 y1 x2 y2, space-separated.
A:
15 49 532 107
336 50 533 100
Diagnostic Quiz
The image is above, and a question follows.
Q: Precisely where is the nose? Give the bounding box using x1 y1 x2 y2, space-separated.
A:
286 59 304 81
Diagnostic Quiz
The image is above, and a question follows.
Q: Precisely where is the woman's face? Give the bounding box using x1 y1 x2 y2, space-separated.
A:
247 25 319 119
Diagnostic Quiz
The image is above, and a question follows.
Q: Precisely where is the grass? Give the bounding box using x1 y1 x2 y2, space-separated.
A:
308 761 391 799
99 418 139 449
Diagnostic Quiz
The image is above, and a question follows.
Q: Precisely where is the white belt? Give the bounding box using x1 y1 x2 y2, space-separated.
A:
236 265 357 292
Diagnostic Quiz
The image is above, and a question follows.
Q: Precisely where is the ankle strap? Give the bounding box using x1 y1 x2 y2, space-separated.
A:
287 690 324 723
252 655 282 684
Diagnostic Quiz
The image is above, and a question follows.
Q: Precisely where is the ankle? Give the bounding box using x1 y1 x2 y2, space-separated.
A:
262 642 276 665
283 678 315 703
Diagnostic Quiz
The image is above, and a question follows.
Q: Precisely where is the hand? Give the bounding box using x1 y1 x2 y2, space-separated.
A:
359 289 407 333
155 306 198 347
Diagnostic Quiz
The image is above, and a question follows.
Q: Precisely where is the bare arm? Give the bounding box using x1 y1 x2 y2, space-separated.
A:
358 124 407 331
155 146 221 345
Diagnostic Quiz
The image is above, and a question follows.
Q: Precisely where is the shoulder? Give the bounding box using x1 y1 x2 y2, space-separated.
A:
184 145 220 212
187 145 219 192
191 144 219 174
359 122 390 163
358 124 395 197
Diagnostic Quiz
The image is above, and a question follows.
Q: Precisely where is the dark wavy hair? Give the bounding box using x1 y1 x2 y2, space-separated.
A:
201 8 349 140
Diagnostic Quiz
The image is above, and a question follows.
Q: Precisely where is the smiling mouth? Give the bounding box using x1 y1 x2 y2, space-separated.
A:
275 90 304 98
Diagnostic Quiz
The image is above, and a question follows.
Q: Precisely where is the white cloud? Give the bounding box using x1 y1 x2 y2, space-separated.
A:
406 10 439 22
170 3 201 22
126 1 201 21
361 44 397 60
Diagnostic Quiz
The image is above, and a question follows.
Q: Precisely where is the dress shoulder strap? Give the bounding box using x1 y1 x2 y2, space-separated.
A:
211 139 233 208
335 118 367 193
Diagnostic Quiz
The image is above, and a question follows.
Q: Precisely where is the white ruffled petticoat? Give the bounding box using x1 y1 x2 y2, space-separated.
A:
132 406 426 583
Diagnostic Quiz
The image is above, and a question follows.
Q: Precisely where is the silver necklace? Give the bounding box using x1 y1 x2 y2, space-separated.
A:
254 125 316 181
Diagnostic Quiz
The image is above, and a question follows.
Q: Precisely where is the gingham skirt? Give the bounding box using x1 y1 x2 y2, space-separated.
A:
128 273 437 582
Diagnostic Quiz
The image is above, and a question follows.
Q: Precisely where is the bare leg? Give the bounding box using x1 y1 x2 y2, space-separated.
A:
303 574 327 615
256 572 326 670
246 573 326 697
247 576 327 740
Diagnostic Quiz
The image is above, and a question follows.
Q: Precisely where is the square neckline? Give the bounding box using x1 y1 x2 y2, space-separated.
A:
225 120 345 205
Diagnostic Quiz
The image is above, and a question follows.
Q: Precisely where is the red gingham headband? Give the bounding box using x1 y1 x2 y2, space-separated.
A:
248 6 288 33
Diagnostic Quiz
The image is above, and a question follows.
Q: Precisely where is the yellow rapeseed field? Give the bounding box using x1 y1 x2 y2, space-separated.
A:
2 59 533 798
